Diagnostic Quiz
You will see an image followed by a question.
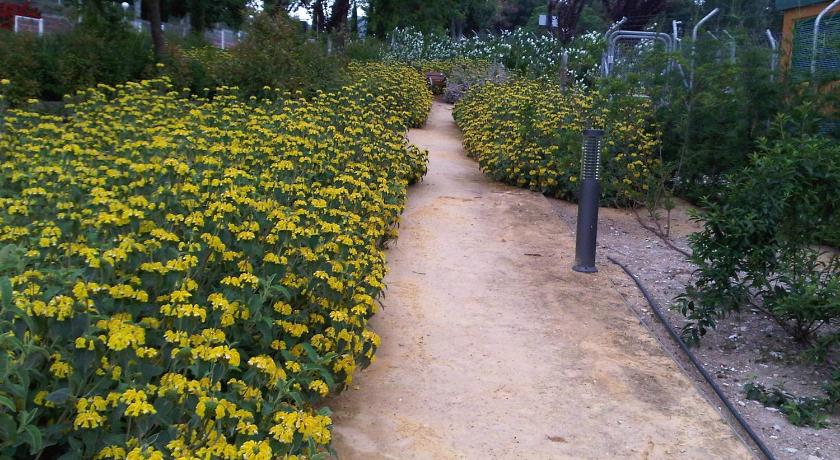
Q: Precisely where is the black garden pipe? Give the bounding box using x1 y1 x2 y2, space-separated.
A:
573 129 604 273
607 256 777 460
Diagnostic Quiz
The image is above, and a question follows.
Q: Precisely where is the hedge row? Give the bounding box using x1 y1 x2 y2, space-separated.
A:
453 79 661 206
0 64 429 458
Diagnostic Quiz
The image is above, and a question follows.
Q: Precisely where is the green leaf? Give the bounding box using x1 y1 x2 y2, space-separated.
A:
300 343 321 363
23 424 43 454
0 413 16 441
139 363 164 379
318 367 336 390
57 437 84 460
0 394 14 411
45 388 71 405
0 277 12 310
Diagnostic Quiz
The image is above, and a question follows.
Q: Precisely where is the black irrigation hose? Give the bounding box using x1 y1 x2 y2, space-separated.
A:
606 256 777 460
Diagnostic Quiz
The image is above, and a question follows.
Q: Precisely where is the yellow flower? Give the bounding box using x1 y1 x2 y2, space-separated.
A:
1 66 430 455
248 355 287 385
95 446 127 459
308 379 329 396
136 347 158 358
238 440 272 460
121 389 157 417
49 354 72 379
33 390 54 408
74 410 105 429
127 446 164 460
96 316 146 351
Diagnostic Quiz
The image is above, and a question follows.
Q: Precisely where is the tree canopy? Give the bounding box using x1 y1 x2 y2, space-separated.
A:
367 0 497 37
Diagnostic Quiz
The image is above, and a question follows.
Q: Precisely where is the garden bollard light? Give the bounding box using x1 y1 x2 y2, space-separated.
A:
573 128 604 273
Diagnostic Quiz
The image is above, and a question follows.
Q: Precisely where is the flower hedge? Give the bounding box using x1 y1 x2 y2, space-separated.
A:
0 63 429 459
453 79 661 206
347 62 432 129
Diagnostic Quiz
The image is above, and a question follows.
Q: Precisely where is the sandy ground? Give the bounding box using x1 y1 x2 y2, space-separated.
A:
328 102 755 459
549 200 840 460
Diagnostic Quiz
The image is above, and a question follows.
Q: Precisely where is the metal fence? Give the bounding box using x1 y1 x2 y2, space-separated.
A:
42 13 72 34
12 13 240 49
602 25 782 88
13 15 42 35
131 19 191 39
203 28 243 50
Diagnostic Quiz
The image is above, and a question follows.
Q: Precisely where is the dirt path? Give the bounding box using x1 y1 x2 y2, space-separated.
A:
329 102 754 459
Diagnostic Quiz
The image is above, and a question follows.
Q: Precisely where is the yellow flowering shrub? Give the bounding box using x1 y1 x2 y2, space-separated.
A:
0 66 428 458
453 79 661 205
416 58 492 78
347 62 432 129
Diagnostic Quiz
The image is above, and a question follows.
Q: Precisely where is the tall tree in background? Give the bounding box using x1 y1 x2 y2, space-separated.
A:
326 0 351 31
269 0 293 11
312 0 325 30
491 0 542 30
351 0 359 32
367 0 495 37
546 0 585 43
546 0 558 36
144 0 165 59
600 0 668 30
165 0 249 31
290 0 352 32
265 0 313 15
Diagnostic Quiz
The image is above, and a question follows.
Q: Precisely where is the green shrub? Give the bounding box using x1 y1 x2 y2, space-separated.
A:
39 25 153 101
601 36 839 203
677 116 840 345
342 39 387 62
0 11 352 105
162 44 231 93
0 31 44 106
744 382 830 428
225 13 345 99
0 23 153 105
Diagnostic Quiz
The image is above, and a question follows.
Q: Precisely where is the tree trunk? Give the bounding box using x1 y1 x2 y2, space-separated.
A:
327 0 351 32
145 0 166 60
274 0 292 12
557 0 585 43
187 0 206 32
312 0 326 32
351 0 358 33
546 0 556 37
601 0 667 30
